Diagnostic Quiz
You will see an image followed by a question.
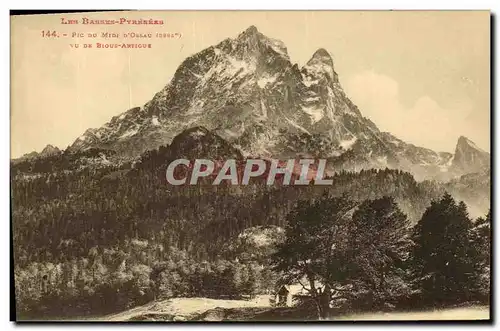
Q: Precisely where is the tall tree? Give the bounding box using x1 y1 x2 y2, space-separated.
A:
339 197 412 310
272 195 411 318
272 194 356 319
411 193 479 306
470 209 491 302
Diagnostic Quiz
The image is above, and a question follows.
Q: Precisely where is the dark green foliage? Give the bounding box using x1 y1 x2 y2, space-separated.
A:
271 194 357 318
272 194 356 282
272 195 412 317
12 157 440 267
469 209 491 303
14 245 277 318
10 142 489 318
410 193 482 306
340 197 412 310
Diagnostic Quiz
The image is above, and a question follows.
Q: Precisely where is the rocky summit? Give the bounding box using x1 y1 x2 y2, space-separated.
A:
65 26 488 180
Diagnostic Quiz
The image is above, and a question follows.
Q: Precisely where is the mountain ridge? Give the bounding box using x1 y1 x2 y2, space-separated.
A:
23 26 489 181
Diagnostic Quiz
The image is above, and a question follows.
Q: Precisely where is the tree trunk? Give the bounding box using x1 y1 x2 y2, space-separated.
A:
315 298 325 320
319 287 330 320
305 272 329 320
314 297 330 320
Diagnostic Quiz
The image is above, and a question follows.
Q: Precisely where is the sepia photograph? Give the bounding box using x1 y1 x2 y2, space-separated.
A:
10 10 491 322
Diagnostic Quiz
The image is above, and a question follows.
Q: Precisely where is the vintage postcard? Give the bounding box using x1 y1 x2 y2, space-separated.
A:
10 10 491 322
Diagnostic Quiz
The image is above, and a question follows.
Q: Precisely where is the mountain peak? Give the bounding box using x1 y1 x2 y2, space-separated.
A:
308 48 334 67
303 48 338 85
237 25 261 41
457 135 470 143
313 48 331 57
244 25 259 35
40 144 61 156
452 136 489 174
64 27 488 180
456 136 486 153
13 144 61 162
233 25 289 60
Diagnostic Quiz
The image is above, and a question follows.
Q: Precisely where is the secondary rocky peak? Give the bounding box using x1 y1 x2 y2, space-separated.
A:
16 151 39 161
308 48 334 67
456 136 487 154
13 144 61 163
302 48 338 85
457 135 481 148
457 135 470 145
452 136 489 174
40 144 61 156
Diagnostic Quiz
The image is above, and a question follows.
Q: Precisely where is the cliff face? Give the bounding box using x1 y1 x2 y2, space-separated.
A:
57 26 487 180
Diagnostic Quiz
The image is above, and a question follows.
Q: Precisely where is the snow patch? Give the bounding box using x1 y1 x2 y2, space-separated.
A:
304 96 320 102
186 100 205 115
303 60 335 82
389 139 401 146
227 57 255 76
224 129 241 138
257 99 268 120
301 72 319 87
188 70 203 79
376 156 388 166
151 116 160 126
446 155 454 166
119 128 139 139
262 37 288 58
188 130 207 138
302 105 324 123
224 123 245 138
440 155 454 172
284 117 311 135
419 160 430 166
257 75 277 88
304 79 319 87
99 153 112 165
339 136 358 150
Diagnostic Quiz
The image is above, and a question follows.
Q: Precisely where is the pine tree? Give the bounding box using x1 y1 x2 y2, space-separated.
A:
470 209 491 302
342 196 412 309
411 193 479 306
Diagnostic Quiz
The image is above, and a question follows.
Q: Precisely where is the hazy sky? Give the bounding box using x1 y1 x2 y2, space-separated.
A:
11 11 490 158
